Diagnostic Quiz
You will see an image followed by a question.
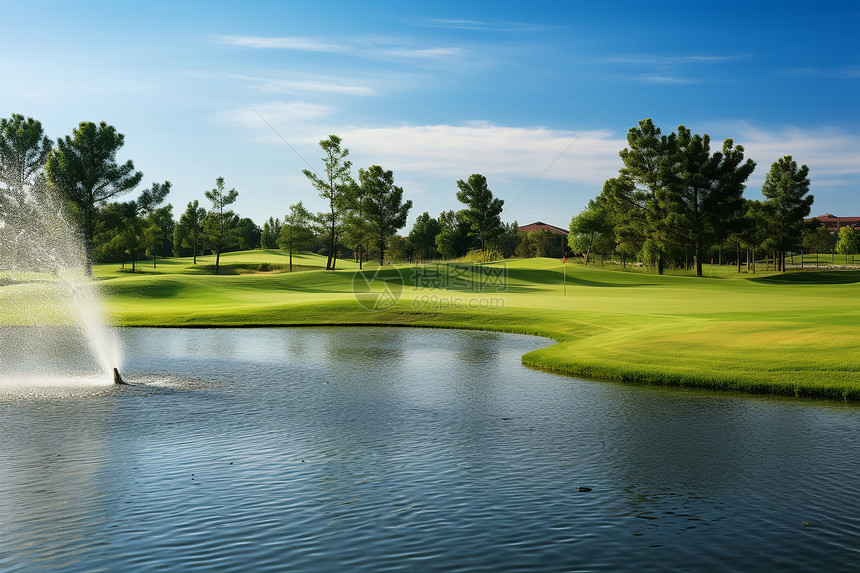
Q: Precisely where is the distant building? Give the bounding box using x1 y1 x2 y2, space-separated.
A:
812 213 860 233
518 221 569 235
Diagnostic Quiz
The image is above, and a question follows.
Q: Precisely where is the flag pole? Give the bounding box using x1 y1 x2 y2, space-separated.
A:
563 252 566 296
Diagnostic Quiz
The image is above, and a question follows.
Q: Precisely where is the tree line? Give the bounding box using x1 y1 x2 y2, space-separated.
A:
4 113 846 277
567 118 829 275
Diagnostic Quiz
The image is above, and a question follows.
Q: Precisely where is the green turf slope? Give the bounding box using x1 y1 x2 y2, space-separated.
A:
75 252 860 400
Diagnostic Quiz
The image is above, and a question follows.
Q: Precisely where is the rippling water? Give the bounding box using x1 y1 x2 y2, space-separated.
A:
1 327 859 572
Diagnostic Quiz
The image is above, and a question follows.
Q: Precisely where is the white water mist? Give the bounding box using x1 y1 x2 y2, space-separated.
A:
0 179 121 383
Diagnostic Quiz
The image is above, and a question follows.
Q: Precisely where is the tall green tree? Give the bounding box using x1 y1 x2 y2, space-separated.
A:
45 121 143 273
278 201 315 271
137 181 173 264
455 174 504 252
617 119 675 274
803 220 833 268
662 127 756 276
340 180 372 269
203 176 239 275
261 217 282 249
0 114 52 193
303 135 352 270
92 200 139 269
0 114 54 259
359 165 412 266
174 200 206 263
408 212 442 261
761 156 813 271
835 225 860 258
236 217 261 250
435 210 471 259
599 175 644 266
497 221 522 259
569 199 614 265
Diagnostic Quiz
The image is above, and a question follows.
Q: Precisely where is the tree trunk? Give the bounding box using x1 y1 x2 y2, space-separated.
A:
289 245 293 272
332 236 338 270
215 249 221 275
695 242 703 277
737 242 741 273
657 253 664 275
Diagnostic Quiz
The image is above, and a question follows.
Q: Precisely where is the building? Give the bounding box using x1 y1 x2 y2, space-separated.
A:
518 221 569 257
813 213 860 233
518 221 569 236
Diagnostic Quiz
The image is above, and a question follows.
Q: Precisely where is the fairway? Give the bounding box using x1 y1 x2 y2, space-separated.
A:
54 250 858 401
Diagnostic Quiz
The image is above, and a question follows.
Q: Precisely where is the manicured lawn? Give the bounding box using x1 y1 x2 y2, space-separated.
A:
6 251 859 400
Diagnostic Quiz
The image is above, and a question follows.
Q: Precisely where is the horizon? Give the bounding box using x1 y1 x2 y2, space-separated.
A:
1 0 857 229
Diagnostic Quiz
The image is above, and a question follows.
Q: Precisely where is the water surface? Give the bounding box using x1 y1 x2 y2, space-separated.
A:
1 327 858 572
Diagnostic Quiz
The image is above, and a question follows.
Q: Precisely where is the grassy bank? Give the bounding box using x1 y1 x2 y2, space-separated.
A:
6 250 859 400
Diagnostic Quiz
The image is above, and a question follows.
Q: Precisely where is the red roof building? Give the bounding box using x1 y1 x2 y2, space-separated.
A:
518 221 569 235
813 213 860 233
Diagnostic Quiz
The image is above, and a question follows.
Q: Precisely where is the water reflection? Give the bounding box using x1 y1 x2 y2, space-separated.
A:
0 327 858 572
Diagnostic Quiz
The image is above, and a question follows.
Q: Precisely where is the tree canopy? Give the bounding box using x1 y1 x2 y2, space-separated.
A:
303 135 352 270
203 176 239 275
45 121 143 272
455 174 504 252
359 165 412 265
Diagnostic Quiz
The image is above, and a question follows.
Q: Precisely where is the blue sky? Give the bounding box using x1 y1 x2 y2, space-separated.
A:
2 0 858 230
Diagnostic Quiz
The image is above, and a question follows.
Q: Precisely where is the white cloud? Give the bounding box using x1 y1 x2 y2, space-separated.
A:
253 78 376 96
216 35 467 64
606 54 748 66
720 123 860 181
183 70 377 96
375 47 466 61
216 102 337 130
339 122 624 185
421 18 553 33
218 35 345 52
641 75 700 84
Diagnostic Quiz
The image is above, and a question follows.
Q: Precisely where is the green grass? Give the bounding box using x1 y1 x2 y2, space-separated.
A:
5 250 859 400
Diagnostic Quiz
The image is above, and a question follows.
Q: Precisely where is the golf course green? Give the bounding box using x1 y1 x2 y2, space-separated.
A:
79 249 860 401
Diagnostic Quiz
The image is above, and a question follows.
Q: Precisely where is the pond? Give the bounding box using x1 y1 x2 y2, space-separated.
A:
1 327 859 572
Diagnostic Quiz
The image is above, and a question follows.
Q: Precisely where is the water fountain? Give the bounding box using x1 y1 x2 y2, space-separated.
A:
0 179 122 385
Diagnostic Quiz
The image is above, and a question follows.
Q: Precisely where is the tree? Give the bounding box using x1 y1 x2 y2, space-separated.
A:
617 119 675 274
203 176 239 275
497 221 522 259
261 217 282 249
278 201 315 271
517 230 556 258
0 115 54 257
359 165 412 266
303 135 353 270
455 174 504 251
803 220 832 268
835 225 860 260
435 210 471 259
600 175 644 266
45 121 143 273
0 114 52 193
761 156 813 271
662 127 756 276
408 212 442 262
340 180 372 269
568 200 614 265
137 181 173 265
175 200 206 263
92 200 140 269
236 217 261 250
